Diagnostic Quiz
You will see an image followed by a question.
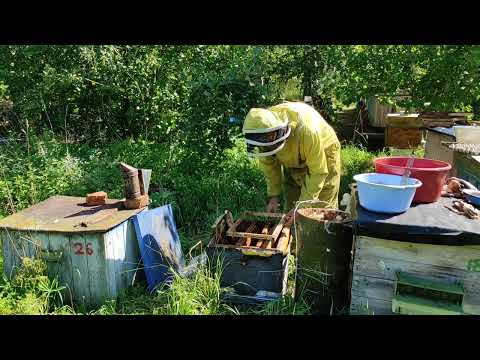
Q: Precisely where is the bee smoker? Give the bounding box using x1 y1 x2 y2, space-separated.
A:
119 162 152 209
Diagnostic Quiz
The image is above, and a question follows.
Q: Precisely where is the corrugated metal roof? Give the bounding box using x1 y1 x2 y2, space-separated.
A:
0 196 145 233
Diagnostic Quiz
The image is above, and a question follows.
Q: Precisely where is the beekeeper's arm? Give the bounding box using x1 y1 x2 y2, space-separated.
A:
298 130 329 202
258 156 282 198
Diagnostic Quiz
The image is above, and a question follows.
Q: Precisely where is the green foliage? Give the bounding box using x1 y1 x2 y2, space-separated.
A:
339 145 387 197
0 257 66 314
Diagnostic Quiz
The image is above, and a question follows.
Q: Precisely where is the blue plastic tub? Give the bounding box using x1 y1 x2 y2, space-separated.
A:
353 173 422 214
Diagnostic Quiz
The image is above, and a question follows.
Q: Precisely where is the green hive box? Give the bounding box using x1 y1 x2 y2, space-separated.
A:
455 153 480 189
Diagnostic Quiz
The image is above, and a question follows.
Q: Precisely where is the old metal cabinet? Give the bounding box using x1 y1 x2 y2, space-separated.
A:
0 196 144 308
424 127 457 177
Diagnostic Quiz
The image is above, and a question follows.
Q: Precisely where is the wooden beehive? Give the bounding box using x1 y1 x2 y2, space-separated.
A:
350 236 480 315
0 196 145 309
349 185 480 315
385 127 423 149
206 211 292 303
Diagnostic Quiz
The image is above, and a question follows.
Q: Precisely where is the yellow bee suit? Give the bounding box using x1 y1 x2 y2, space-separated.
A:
257 102 341 210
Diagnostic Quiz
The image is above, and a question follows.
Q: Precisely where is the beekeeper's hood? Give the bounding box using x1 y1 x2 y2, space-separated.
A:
242 108 291 157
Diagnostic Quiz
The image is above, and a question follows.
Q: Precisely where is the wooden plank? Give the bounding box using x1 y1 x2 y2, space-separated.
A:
1 230 14 278
124 219 140 287
48 232 74 306
354 253 480 294
350 295 393 315
104 227 118 299
226 217 244 237
270 215 287 242
243 223 257 247
0 196 144 233
69 233 90 308
276 227 291 252
85 233 108 306
351 273 480 315
256 223 270 248
351 273 394 301
8 231 24 273
228 231 273 241
356 236 480 272
113 223 128 291
34 232 52 277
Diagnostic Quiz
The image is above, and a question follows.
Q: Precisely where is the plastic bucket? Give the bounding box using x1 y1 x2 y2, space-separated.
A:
353 173 422 214
374 157 451 203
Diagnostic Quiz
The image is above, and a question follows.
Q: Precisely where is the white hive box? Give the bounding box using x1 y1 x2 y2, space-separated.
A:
0 196 145 309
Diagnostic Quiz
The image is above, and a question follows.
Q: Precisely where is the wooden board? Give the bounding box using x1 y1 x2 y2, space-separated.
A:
350 295 393 315
355 236 480 270
69 233 90 308
350 236 480 315
0 196 144 233
124 220 140 287
48 232 75 305
104 227 118 299
385 127 423 149
85 233 108 306
385 113 422 128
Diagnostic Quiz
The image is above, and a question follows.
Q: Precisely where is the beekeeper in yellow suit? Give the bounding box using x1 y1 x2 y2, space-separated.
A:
243 101 341 215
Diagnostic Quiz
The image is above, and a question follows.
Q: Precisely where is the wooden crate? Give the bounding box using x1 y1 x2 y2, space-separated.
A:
385 127 423 149
206 211 292 304
0 196 144 308
350 236 480 315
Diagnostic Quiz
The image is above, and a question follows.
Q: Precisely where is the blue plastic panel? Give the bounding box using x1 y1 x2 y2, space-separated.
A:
132 204 185 292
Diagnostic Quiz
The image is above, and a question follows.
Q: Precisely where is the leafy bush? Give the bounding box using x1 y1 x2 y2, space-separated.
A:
339 145 387 197
0 257 66 314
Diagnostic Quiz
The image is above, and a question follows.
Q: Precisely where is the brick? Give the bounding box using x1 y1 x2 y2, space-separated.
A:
124 195 149 210
86 191 108 205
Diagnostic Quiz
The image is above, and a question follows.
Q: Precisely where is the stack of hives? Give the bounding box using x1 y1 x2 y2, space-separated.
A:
420 112 470 128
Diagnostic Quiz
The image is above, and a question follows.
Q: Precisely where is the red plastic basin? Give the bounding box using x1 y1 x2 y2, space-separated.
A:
374 157 452 203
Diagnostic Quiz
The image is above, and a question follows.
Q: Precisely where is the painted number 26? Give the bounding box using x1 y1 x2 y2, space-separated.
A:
73 242 93 256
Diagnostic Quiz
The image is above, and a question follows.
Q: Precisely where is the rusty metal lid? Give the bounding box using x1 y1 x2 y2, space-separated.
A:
0 196 145 233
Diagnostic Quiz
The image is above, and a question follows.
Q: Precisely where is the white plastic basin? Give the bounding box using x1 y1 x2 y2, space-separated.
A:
354 173 423 214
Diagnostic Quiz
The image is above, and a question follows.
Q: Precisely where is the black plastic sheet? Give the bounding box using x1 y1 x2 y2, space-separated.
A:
355 197 480 245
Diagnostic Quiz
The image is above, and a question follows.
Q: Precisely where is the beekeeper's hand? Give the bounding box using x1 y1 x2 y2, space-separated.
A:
266 196 280 213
